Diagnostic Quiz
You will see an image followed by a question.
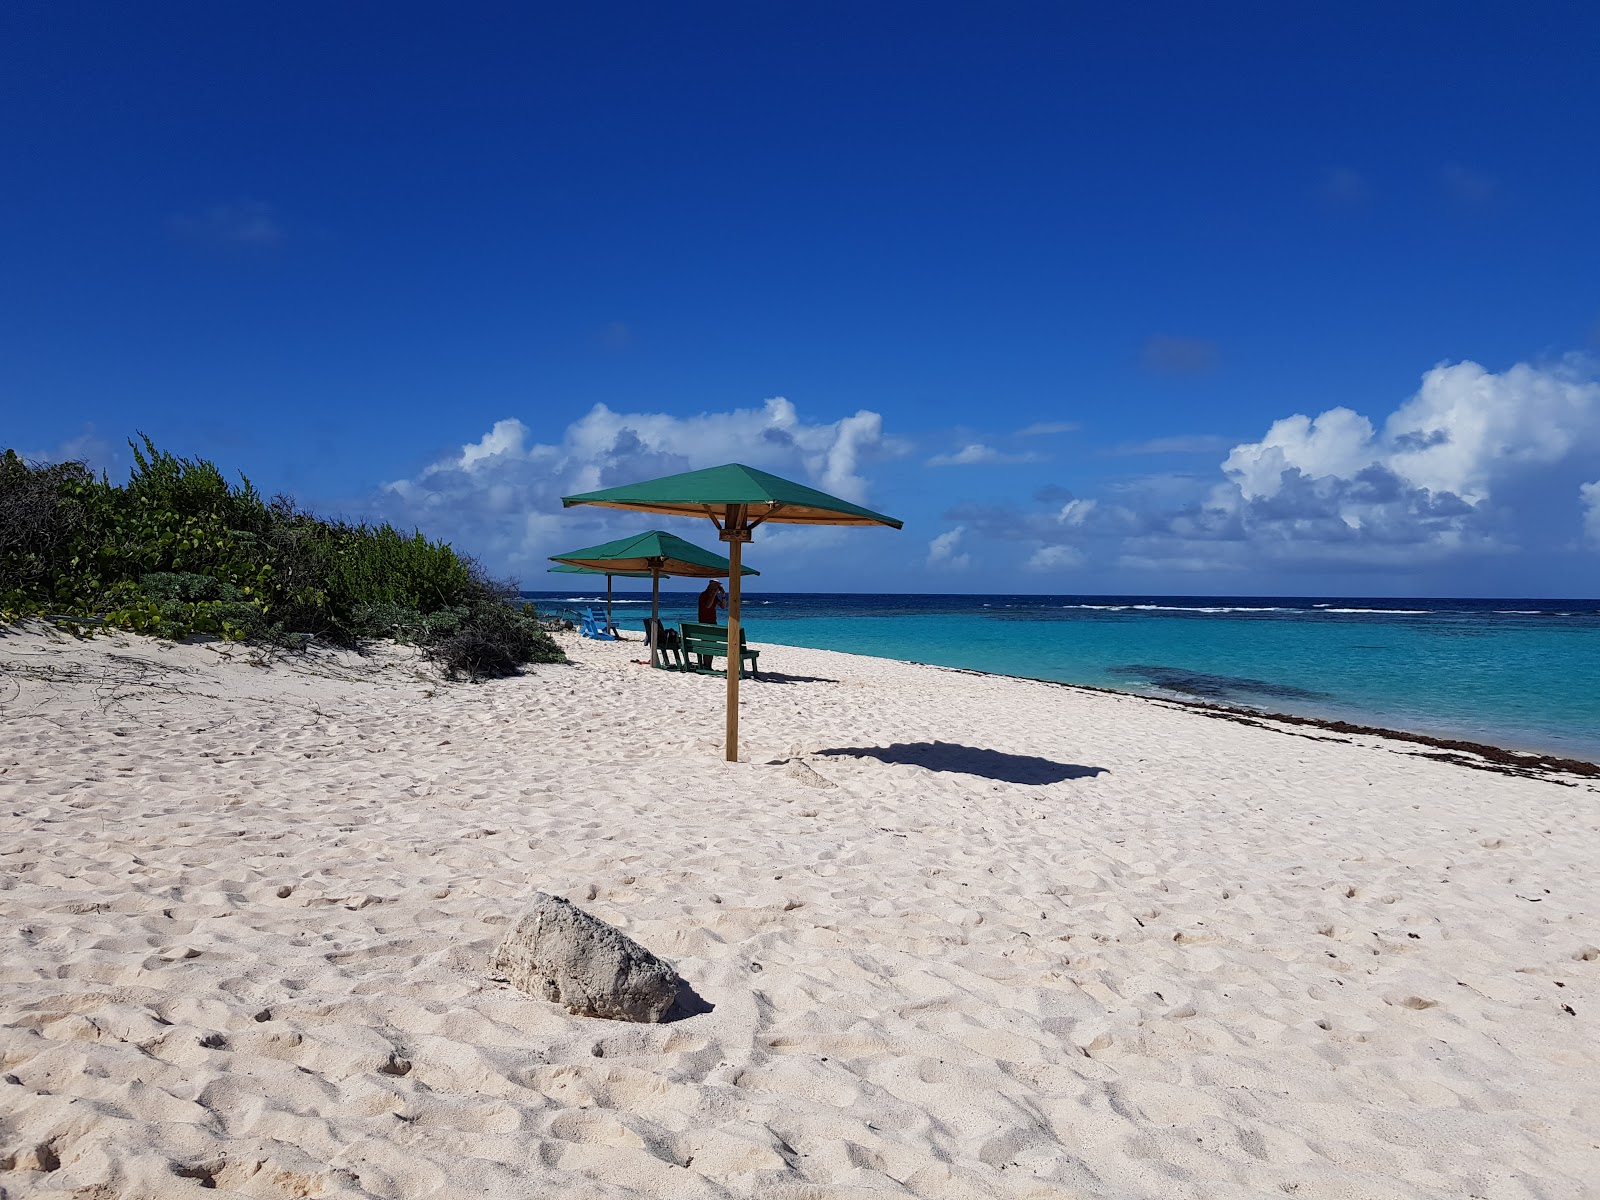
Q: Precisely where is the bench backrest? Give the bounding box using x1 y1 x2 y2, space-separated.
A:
679 621 748 648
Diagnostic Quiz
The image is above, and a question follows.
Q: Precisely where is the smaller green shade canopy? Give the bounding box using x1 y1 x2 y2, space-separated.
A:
562 463 902 529
548 563 652 579
548 529 759 578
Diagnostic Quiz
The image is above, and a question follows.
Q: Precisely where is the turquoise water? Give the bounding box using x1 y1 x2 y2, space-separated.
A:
525 592 1600 761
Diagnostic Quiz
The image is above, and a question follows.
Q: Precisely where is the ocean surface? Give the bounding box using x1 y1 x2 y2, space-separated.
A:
521 591 1600 761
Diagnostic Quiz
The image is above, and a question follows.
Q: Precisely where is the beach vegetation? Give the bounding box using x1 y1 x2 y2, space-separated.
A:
0 438 563 676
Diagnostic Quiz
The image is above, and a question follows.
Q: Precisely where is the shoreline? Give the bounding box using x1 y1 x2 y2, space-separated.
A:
602 618 1599 780
555 597 1600 773
917 661 1600 781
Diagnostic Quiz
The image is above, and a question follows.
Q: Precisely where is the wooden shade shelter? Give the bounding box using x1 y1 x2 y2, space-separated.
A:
548 529 758 663
562 464 901 761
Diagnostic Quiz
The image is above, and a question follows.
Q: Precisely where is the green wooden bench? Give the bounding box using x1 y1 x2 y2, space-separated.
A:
678 621 760 678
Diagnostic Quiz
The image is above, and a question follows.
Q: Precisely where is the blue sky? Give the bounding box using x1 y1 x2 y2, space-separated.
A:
5 2 1599 596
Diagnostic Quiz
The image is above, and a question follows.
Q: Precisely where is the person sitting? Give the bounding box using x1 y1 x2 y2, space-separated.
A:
696 579 727 668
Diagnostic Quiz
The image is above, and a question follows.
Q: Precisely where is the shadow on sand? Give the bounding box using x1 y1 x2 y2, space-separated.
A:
646 666 839 684
749 671 840 685
816 741 1107 785
664 979 715 1022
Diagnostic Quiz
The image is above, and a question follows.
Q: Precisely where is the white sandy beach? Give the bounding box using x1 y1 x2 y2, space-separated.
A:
1 624 1597 1200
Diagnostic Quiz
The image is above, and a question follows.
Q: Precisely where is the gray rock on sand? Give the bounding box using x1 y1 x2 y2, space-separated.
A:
491 892 682 1023
785 758 837 789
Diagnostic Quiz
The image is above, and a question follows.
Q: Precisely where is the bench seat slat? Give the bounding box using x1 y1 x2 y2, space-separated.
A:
678 622 760 677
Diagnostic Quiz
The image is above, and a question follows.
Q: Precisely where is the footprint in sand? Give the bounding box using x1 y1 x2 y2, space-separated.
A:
548 1109 647 1150
1385 994 1440 1010
1 1139 62 1173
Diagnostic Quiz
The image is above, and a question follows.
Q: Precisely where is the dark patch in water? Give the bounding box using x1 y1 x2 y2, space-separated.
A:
1110 664 1331 703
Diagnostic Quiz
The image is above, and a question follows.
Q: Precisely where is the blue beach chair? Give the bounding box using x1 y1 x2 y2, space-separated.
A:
579 607 617 640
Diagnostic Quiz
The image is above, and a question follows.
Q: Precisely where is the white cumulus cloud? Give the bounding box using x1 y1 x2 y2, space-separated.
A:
1026 545 1085 571
1209 357 1600 560
376 398 896 580
1582 481 1600 547
926 526 972 571
927 442 1044 467
997 356 1600 579
14 429 122 476
1226 359 1600 507
1058 499 1097 526
1224 407 1381 502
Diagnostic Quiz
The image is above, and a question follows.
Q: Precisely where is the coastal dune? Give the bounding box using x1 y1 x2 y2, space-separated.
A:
1 626 1596 1199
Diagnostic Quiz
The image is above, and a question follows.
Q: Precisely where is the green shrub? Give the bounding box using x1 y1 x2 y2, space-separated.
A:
426 591 567 679
141 571 239 602
321 523 471 613
0 452 95 601
0 437 563 677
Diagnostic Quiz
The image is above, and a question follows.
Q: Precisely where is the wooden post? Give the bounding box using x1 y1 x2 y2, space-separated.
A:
722 505 746 762
649 571 660 666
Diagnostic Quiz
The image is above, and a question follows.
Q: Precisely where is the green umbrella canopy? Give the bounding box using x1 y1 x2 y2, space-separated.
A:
561 463 903 529
548 529 759 578
548 563 653 579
